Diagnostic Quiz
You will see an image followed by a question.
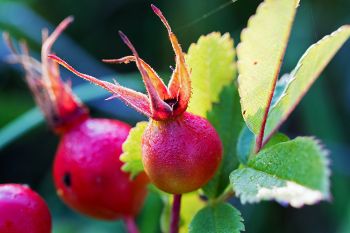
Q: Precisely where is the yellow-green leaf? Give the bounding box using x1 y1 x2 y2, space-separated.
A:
187 32 236 117
237 0 299 134
120 121 148 178
264 25 350 141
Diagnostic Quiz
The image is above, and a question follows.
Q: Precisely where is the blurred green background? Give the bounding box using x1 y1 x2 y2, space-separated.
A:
0 0 350 232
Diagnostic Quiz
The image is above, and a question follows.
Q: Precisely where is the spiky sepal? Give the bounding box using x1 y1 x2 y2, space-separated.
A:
49 5 191 121
4 17 88 134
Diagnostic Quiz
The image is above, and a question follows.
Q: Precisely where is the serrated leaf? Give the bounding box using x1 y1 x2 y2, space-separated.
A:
187 32 235 117
230 137 330 208
161 192 205 233
202 82 244 198
120 121 148 178
189 203 245 233
264 25 350 141
237 0 299 134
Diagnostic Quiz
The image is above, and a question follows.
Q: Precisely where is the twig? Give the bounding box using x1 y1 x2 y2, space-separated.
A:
170 194 182 233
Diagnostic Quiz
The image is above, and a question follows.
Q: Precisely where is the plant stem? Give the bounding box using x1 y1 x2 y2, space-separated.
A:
124 216 139 233
216 188 235 203
170 194 182 233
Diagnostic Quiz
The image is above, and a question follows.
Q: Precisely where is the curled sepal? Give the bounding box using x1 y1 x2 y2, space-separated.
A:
103 56 170 100
50 5 192 121
117 31 173 120
151 4 191 117
3 17 88 134
48 55 152 117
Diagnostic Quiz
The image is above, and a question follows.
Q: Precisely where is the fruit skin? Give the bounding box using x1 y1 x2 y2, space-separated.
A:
53 118 148 220
0 184 52 233
142 112 223 194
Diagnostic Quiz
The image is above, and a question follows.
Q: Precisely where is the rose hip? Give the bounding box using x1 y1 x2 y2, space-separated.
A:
49 5 223 194
4 17 148 220
53 118 148 219
0 184 52 233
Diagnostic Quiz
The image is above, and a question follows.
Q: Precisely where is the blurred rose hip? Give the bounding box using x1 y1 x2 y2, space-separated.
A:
0 184 51 233
3 17 148 220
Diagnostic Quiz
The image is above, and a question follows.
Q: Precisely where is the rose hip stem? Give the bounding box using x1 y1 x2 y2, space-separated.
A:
124 216 139 233
170 194 182 233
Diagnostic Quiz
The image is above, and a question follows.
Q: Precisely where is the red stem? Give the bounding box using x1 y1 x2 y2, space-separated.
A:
254 116 267 153
170 194 182 233
124 216 139 233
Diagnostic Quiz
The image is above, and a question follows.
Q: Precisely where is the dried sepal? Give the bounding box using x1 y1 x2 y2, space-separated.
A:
48 54 152 117
103 56 170 100
117 31 173 120
49 5 192 121
151 4 191 116
3 17 88 134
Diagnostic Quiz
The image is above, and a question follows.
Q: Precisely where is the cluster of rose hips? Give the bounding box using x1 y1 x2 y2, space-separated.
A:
1 5 222 233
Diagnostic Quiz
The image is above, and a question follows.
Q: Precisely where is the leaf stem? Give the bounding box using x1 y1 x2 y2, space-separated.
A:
254 126 265 153
170 194 182 233
216 188 235 203
124 216 139 233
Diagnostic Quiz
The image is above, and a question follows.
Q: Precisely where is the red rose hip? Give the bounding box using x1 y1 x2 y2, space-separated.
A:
143 112 222 194
0 184 52 233
4 17 148 221
53 118 148 219
50 6 223 194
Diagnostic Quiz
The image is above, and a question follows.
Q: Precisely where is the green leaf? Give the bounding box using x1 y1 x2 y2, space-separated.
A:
189 203 245 233
263 132 289 149
187 32 236 117
230 137 330 208
137 191 164 233
264 25 350 140
237 0 299 134
120 121 148 178
202 82 244 198
338 203 350 233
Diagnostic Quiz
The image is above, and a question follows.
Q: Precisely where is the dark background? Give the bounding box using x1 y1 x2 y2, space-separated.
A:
0 0 350 232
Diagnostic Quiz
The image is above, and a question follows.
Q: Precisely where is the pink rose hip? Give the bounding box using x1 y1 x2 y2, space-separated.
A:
0 184 52 233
